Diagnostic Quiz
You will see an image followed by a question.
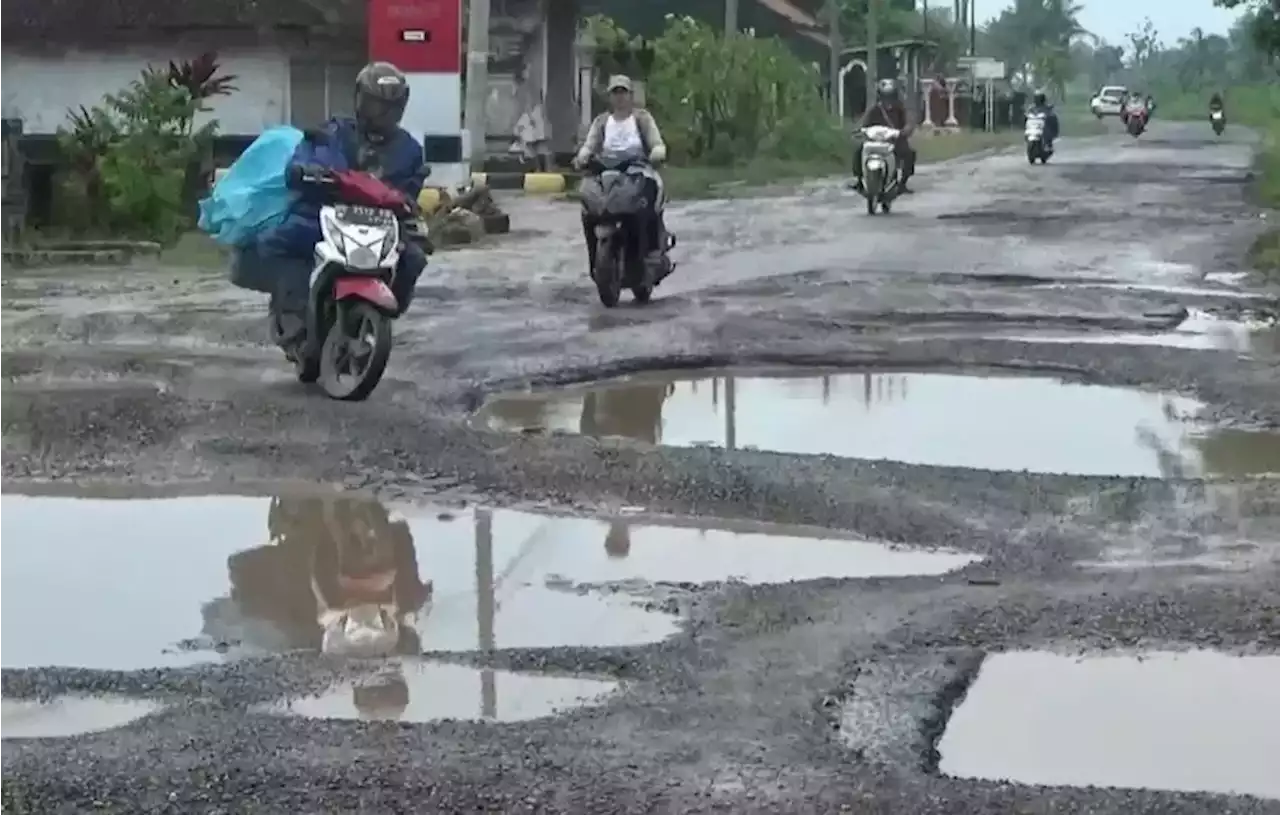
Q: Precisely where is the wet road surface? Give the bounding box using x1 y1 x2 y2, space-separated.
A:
4 122 1280 812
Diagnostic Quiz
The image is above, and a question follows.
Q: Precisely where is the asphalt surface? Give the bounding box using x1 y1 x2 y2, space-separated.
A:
4 121 1280 813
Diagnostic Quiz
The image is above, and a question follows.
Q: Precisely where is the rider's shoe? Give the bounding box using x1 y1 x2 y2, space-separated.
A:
846 178 865 192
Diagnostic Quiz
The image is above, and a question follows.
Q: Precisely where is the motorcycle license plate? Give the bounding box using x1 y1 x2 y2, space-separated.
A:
335 205 395 226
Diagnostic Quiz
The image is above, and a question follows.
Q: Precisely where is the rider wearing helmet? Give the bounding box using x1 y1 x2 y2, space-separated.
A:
1209 91 1224 112
851 78 917 194
1027 89 1060 148
256 62 428 348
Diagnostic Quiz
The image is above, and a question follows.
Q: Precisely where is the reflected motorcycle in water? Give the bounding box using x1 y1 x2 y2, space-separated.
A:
579 151 675 307
270 164 431 401
856 125 903 215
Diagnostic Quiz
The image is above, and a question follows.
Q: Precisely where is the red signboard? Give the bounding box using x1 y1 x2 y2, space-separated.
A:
367 0 461 74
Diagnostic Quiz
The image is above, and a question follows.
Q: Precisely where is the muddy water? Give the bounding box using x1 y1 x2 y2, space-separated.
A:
478 371 1280 478
935 650 1280 800
253 659 618 723
1006 310 1279 353
0 495 975 670
1 695 162 739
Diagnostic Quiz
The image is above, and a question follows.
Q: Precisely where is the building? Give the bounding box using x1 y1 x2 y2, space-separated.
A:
1 0 579 164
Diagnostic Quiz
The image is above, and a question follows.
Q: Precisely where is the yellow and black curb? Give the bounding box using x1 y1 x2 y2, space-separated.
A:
470 171 578 193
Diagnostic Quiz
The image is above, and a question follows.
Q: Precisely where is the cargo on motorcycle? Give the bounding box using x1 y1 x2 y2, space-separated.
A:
199 62 432 401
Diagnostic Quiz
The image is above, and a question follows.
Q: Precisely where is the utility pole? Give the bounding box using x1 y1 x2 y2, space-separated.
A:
725 0 739 36
463 0 491 170
826 0 842 115
866 0 879 108
969 0 977 56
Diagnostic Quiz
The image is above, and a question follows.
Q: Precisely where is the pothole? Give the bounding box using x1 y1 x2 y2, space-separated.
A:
1003 309 1279 353
477 370 1280 477
251 659 618 723
1 695 162 739
936 650 1280 800
1 494 975 669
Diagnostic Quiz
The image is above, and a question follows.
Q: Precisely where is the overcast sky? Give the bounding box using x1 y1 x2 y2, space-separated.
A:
988 0 1247 45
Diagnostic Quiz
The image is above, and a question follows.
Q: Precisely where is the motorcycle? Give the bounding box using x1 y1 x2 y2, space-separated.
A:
1024 112 1053 164
858 125 902 215
1210 109 1225 136
1125 104 1148 137
579 151 675 308
269 165 431 401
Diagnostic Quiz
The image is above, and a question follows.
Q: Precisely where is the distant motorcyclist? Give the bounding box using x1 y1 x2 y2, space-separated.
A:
1027 90 1060 149
1209 92 1225 117
850 78 917 194
254 62 428 348
572 75 671 274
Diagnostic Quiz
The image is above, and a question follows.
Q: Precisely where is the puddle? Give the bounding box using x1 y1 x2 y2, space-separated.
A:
1 494 974 669
936 650 1280 800
1 695 162 739
252 659 617 723
1006 310 1278 353
477 371 1280 477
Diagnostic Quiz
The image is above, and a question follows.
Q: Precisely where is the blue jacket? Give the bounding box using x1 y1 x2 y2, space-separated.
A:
261 117 426 257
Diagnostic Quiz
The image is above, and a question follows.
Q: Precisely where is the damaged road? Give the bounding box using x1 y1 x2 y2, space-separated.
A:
4 122 1280 813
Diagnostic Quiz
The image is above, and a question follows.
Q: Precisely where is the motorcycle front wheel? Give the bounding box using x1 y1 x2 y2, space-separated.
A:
592 236 622 308
318 301 393 401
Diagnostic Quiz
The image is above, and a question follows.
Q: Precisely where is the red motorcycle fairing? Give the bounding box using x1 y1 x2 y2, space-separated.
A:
334 277 399 313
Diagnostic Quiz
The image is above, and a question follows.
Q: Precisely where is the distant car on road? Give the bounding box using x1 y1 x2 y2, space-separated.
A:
1090 86 1128 118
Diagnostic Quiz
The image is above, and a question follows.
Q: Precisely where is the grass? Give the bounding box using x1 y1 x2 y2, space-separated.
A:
1212 85 1280 280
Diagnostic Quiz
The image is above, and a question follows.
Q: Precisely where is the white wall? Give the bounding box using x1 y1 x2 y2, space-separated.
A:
1 47 291 135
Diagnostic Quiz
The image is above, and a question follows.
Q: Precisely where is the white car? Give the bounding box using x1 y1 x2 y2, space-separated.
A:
1090 86 1128 118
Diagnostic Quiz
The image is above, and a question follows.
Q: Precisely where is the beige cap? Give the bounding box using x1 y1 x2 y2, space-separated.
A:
607 74 633 92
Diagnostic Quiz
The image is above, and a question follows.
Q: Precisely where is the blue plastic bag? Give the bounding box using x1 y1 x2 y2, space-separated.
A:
198 126 302 247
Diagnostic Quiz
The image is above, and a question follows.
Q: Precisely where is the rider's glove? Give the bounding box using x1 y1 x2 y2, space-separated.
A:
572 154 588 170
648 145 667 164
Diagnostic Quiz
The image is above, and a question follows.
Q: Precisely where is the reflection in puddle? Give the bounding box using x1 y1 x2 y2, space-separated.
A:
1005 310 1278 353
253 659 618 723
1 495 974 669
1 695 162 739
936 650 1280 800
478 371 1280 477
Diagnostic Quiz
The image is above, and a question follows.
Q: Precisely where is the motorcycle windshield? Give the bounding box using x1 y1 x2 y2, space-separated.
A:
597 148 646 171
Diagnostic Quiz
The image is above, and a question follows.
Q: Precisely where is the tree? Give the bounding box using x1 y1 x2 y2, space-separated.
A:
1214 0 1280 58
983 0 1089 92
1126 17 1161 70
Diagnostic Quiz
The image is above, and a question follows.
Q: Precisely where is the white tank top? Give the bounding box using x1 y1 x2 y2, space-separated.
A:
602 114 643 154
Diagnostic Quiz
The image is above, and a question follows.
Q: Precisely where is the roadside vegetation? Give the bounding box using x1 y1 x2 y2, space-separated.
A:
585 9 1054 199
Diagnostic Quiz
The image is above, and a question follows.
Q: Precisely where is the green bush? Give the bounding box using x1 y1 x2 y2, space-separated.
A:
585 14 845 167
56 53 235 243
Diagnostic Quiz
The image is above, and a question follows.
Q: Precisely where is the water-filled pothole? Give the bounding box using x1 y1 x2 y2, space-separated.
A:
477 371 1280 477
937 650 1280 800
1004 310 1278 353
1 695 162 739
252 659 618 723
1 494 975 669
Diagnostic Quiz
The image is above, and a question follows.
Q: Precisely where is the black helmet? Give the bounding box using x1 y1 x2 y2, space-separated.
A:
354 62 410 141
876 78 899 102
1032 90 1047 106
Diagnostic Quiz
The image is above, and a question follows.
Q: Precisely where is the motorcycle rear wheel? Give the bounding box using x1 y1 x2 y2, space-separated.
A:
318 301 393 401
593 237 622 308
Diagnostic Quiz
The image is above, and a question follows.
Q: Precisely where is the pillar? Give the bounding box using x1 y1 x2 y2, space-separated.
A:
945 78 959 127
367 0 467 188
